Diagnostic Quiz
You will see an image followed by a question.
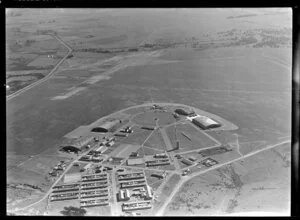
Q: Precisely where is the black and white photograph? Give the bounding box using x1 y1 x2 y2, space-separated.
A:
6 8 293 216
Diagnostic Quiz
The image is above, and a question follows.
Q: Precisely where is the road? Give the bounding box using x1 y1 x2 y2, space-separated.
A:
155 139 291 216
6 34 73 101
189 122 222 146
110 170 120 216
160 128 181 170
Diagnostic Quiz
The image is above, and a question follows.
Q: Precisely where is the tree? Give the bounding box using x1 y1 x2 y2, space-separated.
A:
60 206 87 216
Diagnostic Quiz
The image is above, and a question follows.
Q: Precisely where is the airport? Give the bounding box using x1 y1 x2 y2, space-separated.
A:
41 102 241 215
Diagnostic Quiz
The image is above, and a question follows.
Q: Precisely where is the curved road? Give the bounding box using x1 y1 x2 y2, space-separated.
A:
6 34 73 101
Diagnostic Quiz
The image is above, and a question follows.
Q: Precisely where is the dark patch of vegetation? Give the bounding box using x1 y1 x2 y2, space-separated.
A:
128 48 139 52
271 149 291 168
252 186 276 190
229 165 244 188
60 206 87 216
235 36 258 45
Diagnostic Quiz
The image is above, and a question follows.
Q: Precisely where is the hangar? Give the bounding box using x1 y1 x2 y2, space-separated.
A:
192 116 221 130
174 108 195 116
61 136 94 152
60 146 81 153
91 120 120 133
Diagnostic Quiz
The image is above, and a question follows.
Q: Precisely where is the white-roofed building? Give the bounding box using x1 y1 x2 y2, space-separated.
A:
118 189 130 201
83 163 92 171
144 185 153 200
192 115 221 130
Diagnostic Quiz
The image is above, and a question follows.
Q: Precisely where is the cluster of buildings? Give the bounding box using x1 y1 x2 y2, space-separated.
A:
80 198 109 208
150 104 164 110
116 171 154 211
79 155 103 163
51 191 79 202
48 161 67 177
50 171 110 208
145 158 170 167
126 153 170 167
201 158 219 167
80 189 108 199
180 156 197 166
127 152 170 167
122 201 152 211
81 173 108 182
120 126 133 134
100 136 116 147
182 168 192 176
118 189 130 201
114 126 134 137
174 108 222 130
78 137 116 162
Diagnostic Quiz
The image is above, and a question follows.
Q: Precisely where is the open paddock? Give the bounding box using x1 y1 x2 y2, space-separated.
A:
121 130 152 145
152 173 181 215
143 130 168 151
89 34 128 45
142 146 165 156
158 164 176 171
110 144 141 158
209 146 242 164
179 152 205 162
132 111 176 127
27 56 57 68
205 130 237 145
150 180 164 191
239 140 268 155
165 123 219 153
166 142 291 216
56 69 97 78
123 106 147 115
